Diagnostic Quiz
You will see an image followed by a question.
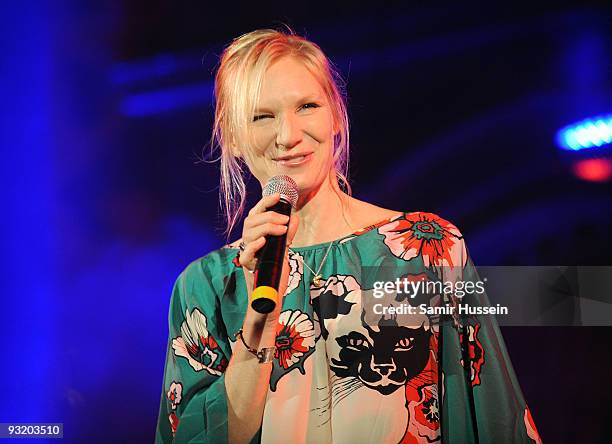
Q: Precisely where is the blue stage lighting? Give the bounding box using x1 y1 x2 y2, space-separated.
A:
557 115 612 151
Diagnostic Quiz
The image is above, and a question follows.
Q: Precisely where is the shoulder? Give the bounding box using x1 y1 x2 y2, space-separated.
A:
347 198 403 229
400 211 464 238
350 197 464 238
175 245 241 292
377 211 467 267
167 246 242 328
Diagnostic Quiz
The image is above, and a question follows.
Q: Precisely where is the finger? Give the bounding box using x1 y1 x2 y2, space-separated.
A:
248 193 281 216
243 211 290 230
244 222 288 243
239 236 266 269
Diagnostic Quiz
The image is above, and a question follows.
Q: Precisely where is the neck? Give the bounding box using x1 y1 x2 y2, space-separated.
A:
290 175 356 247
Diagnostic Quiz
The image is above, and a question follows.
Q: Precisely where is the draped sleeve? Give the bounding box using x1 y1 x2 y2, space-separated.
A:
440 236 542 443
154 258 232 443
153 214 542 443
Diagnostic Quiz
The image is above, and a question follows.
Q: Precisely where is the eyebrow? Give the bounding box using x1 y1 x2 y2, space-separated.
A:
254 93 325 113
299 93 324 102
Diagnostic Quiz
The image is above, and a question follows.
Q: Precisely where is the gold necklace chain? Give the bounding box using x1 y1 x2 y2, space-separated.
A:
289 241 334 288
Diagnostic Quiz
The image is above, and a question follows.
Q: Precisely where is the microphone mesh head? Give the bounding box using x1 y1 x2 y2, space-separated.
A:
262 175 299 208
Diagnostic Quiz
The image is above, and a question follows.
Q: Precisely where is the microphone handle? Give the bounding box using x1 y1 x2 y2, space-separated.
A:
251 199 292 314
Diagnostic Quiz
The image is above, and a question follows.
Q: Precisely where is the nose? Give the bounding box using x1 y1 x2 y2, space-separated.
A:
276 112 302 150
371 355 397 376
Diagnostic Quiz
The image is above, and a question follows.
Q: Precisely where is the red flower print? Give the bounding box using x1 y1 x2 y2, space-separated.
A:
166 381 183 410
168 412 179 437
232 252 241 268
460 323 485 386
524 406 542 444
400 335 441 443
401 383 441 443
414 385 440 430
421 392 439 424
216 357 228 372
379 212 464 267
275 310 316 369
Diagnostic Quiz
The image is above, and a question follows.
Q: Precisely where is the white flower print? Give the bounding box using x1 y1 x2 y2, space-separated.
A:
171 308 223 376
275 310 316 369
285 250 304 296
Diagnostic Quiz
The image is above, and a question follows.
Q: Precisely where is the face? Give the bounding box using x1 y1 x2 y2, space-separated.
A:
239 56 337 196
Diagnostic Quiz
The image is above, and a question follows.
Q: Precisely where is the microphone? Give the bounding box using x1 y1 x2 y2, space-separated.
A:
250 175 299 314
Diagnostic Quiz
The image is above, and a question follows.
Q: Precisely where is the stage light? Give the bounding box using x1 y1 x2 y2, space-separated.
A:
556 115 612 151
572 158 612 183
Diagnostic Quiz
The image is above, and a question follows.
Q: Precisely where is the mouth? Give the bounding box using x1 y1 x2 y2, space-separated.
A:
273 152 313 167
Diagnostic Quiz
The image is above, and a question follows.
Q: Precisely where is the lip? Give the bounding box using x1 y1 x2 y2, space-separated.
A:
273 152 313 167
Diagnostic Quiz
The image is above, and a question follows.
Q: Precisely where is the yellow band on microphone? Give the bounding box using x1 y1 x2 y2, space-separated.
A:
251 286 278 304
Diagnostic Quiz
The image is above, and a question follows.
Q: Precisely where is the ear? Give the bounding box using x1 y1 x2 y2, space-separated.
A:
230 144 242 158
332 113 341 137
225 126 240 158
228 132 242 158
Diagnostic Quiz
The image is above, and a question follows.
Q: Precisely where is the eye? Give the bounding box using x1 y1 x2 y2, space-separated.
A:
300 102 320 111
394 337 414 351
253 114 273 122
347 338 365 349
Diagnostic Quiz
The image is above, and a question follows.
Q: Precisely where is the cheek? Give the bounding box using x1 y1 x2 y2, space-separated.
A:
250 126 275 155
306 112 335 142
239 144 269 180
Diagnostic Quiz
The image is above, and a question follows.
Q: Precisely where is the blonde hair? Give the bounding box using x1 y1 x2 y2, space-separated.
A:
211 28 351 237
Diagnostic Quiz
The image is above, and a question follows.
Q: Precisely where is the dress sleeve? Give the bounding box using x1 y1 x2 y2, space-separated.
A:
440 237 542 444
154 260 231 444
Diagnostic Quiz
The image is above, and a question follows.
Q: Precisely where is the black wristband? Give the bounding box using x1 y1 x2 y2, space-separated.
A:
234 328 275 364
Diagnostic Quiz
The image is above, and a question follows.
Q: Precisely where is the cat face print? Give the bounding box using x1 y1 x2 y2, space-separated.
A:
314 273 434 396
330 317 431 395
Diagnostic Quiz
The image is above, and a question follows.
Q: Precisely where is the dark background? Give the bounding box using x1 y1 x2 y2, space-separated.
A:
1 1 611 443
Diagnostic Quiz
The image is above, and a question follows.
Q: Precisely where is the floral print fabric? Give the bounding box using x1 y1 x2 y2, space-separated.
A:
155 212 541 443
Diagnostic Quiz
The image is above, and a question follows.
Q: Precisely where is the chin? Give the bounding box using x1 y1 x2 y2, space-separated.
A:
296 166 335 191
263 161 334 197
293 175 328 198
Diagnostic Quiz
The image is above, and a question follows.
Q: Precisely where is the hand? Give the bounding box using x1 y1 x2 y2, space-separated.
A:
239 193 299 323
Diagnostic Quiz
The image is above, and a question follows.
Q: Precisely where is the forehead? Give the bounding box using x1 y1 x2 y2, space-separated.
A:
257 56 326 104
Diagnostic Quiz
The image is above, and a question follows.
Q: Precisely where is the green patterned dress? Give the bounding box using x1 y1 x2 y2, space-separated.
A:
155 212 541 443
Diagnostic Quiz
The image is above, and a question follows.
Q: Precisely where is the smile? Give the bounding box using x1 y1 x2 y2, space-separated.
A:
274 152 313 167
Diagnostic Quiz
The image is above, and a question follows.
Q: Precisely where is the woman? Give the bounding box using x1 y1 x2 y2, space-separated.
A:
155 29 541 443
